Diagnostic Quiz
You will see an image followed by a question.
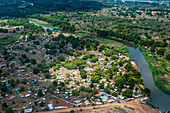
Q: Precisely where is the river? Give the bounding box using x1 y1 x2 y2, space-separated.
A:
120 40 170 111
29 21 170 111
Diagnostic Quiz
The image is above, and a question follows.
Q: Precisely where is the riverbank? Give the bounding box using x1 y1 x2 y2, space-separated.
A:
143 53 170 95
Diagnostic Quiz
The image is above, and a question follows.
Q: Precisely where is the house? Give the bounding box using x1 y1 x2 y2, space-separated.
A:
107 99 115 103
74 100 81 104
55 106 67 109
48 104 54 110
100 95 108 102
132 65 138 70
24 108 33 113
95 93 100 97
96 102 103 105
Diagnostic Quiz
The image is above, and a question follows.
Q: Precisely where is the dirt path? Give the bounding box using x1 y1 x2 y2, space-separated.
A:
41 101 159 113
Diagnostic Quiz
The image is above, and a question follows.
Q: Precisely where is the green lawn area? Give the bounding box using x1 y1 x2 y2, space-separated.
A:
29 18 59 29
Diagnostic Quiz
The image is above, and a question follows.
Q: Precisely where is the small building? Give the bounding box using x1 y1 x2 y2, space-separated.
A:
24 108 33 113
48 104 54 110
74 100 81 104
95 93 100 97
132 65 138 70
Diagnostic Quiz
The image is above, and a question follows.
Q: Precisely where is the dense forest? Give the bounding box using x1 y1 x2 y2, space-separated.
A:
0 0 104 17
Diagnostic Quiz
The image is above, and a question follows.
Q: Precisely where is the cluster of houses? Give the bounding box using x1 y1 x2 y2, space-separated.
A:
0 32 149 113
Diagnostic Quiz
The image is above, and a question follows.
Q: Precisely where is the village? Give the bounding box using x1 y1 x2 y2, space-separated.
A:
0 27 151 113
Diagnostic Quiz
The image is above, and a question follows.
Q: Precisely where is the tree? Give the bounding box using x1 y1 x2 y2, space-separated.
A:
1 86 8 92
25 48 29 52
44 43 50 49
118 61 123 66
112 92 118 97
45 73 51 79
58 55 65 61
90 56 98 63
56 99 60 103
2 102 8 108
53 80 58 86
22 79 27 84
79 86 86 91
93 89 98 94
122 89 133 98
33 68 40 74
5 107 13 113
128 77 136 89
134 71 141 79
20 86 25 91
16 79 20 84
99 81 104 89
21 54 27 59
144 87 151 96
80 69 87 79
90 82 94 88
114 76 124 91
25 58 30 63
151 46 155 53
40 101 44 107
91 75 101 83
10 79 15 87
157 49 165 56
69 110 75 113
166 54 170 61
59 82 65 86
104 87 110 94
38 90 43 97
31 59 36 64
72 90 79 96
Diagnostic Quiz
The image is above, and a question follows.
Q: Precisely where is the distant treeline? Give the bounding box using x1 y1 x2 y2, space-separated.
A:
96 29 168 48
0 0 104 17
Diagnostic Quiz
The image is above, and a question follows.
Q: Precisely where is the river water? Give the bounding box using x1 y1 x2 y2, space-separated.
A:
122 41 170 111
29 21 170 111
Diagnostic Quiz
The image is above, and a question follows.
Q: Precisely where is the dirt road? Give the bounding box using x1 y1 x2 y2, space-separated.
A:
41 100 159 113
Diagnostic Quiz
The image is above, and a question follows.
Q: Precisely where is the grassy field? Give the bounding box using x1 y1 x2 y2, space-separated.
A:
29 19 59 29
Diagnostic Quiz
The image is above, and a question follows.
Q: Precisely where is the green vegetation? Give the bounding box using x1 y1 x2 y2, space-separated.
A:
30 19 59 29
0 35 20 45
143 53 170 94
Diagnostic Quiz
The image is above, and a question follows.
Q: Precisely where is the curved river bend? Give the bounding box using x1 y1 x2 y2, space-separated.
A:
123 41 170 111
29 21 170 111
